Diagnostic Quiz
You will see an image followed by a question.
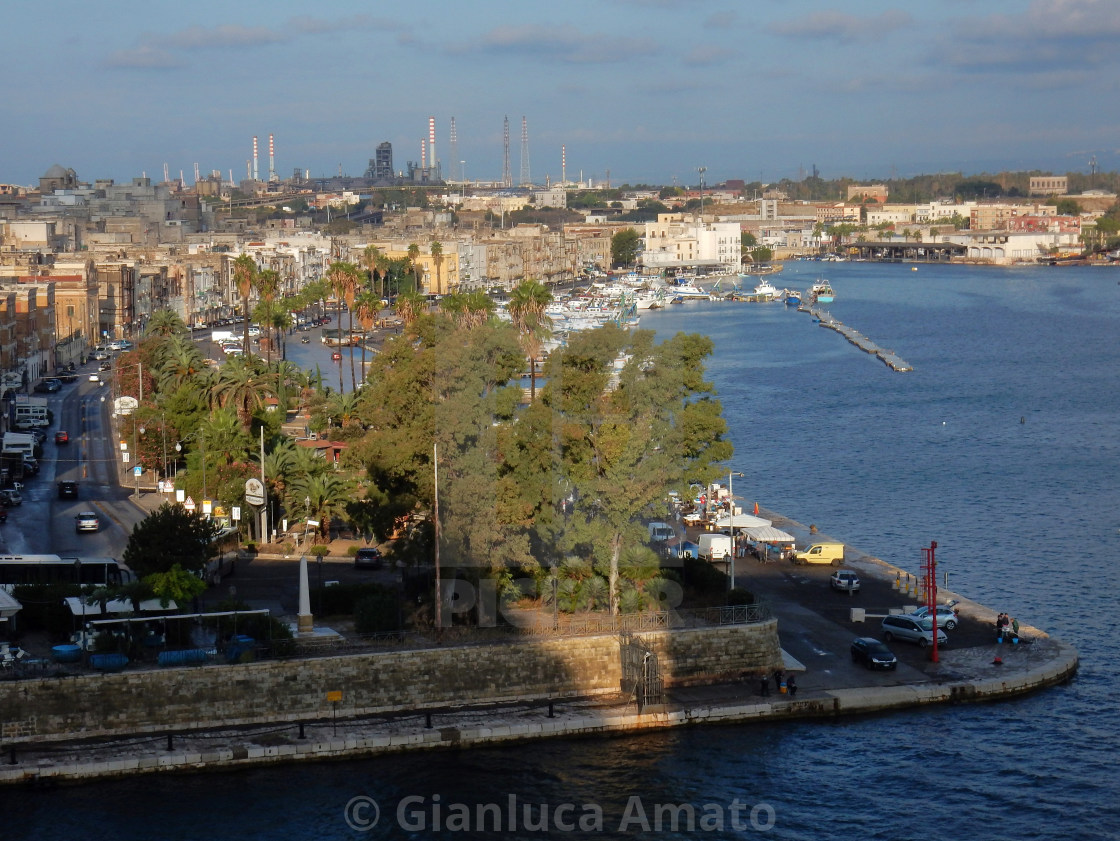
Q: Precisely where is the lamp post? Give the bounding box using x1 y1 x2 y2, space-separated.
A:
728 470 744 591
133 422 144 499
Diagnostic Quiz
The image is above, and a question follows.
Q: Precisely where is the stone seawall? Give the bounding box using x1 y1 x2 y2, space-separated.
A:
0 621 783 744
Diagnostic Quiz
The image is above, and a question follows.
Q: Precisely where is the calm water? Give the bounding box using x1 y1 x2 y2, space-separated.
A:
7 263 1119 839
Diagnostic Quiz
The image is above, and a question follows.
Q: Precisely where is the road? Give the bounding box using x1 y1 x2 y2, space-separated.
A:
2 360 148 558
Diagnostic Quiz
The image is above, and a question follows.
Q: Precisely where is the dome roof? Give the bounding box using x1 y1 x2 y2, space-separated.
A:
43 164 69 178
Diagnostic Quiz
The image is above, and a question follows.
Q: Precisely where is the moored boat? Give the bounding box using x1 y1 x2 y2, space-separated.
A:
810 279 835 304
783 289 802 306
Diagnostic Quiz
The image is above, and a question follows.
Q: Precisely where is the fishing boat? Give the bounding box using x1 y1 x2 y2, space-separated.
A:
752 279 780 301
783 289 802 306
810 279 835 304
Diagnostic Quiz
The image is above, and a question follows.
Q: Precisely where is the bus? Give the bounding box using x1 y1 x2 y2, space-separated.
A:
0 555 132 591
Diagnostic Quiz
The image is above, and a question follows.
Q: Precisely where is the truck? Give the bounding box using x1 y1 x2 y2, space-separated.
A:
697 533 733 562
793 542 845 566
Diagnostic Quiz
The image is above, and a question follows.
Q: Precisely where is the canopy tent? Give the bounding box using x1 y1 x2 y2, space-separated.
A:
713 513 771 530
742 525 795 544
64 596 178 617
0 589 22 624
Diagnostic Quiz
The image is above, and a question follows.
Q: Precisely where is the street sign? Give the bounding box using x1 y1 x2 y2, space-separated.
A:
244 478 265 507
184 496 196 511
232 506 241 521
133 466 142 476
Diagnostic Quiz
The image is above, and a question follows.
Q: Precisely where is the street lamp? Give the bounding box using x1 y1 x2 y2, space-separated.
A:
728 470 744 591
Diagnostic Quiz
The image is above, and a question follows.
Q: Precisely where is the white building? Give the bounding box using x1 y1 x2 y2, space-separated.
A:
642 214 741 270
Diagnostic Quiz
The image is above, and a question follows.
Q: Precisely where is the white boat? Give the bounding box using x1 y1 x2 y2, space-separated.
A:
669 282 711 300
752 279 780 301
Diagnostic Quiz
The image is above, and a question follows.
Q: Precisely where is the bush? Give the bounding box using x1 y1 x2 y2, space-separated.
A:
11 584 82 638
313 582 391 616
354 589 402 634
682 556 728 595
727 587 755 606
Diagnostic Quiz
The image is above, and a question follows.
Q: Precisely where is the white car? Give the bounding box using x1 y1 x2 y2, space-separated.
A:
89 372 103 383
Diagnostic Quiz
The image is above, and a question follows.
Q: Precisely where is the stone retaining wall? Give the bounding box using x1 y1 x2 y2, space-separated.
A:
0 621 782 744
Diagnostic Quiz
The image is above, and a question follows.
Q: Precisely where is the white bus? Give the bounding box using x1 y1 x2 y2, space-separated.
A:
0 555 131 591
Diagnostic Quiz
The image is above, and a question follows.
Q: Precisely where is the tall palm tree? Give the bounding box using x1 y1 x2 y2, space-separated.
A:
325 261 361 392
153 335 206 393
232 254 258 358
287 471 352 541
407 243 422 292
362 244 385 300
353 289 381 384
255 269 281 366
508 279 553 400
430 240 444 295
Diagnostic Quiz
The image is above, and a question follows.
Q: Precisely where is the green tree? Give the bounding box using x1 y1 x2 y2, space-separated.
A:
430 240 445 294
611 228 641 267
538 325 732 614
213 355 275 429
325 261 362 392
122 503 218 579
1056 198 1081 216
145 309 188 337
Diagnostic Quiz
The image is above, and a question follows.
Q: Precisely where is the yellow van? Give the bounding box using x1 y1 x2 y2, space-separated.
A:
793 542 845 566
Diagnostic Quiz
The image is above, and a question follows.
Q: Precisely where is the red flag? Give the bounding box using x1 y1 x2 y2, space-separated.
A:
753 502 759 515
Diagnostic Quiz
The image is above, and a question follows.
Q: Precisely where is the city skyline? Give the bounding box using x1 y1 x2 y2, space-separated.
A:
4 0 1120 189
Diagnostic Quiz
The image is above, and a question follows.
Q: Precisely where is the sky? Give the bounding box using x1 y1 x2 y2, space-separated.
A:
3 0 1120 189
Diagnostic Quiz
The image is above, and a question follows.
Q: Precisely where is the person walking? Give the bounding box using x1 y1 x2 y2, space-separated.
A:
787 674 798 698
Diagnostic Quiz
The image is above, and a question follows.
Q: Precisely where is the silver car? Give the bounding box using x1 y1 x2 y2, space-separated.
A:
910 603 961 631
881 614 948 648
75 511 100 532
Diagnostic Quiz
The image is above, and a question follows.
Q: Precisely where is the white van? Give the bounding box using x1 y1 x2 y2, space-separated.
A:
697 533 733 562
648 522 675 543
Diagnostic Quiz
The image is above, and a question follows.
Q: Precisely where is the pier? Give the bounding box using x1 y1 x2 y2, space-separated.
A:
798 305 913 372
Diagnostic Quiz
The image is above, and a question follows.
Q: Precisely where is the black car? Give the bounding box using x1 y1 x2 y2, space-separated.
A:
58 480 79 499
35 378 62 393
850 637 898 670
354 547 383 569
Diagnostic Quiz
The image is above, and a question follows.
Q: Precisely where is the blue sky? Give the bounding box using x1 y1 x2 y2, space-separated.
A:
4 0 1120 188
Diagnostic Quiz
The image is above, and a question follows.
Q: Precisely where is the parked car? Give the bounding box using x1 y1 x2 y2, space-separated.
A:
881 614 948 648
830 569 860 593
58 480 79 499
55 430 70 444
909 603 961 631
850 637 898 670
354 547 383 569
75 511 100 532
0 489 23 507
35 378 62 393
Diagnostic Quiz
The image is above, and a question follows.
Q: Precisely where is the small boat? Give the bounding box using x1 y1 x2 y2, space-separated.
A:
331 351 342 361
753 279 780 301
810 279 835 304
783 289 802 306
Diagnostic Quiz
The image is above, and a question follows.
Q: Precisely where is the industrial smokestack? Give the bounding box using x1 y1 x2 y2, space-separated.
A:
268 134 275 182
428 117 436 173
421 139 427 171
252 136 259 181
562 145 566 185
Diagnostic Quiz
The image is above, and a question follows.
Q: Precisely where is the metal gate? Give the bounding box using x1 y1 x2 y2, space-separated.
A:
620 633 663 711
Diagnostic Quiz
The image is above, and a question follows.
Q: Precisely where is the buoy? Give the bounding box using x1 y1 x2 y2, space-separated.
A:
992 656 1003 665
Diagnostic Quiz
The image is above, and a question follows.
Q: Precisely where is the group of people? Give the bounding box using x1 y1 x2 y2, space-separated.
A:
995 613 1020 640
758 669 798 697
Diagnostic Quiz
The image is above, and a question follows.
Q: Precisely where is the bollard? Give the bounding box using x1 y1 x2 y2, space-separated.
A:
425 712 433 729
167 734 174 752
893 573 900 591
8 747 15 766
548 701 554 718
299 722 306 740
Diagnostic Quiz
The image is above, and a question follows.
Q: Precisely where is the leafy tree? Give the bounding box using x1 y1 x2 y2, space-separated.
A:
1056 198 1081 216
146 309 188 337
122 503 217 579
536 325 732 613
741 231 758 248
611 228 641 267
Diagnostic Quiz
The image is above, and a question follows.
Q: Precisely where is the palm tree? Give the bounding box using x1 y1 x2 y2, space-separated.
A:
255 269 281 366
232 254 258 358
507 279 553 400
146 309 187 337
407 243 422 292
362 244 387 300
325 261 361 392
287 471 352 541
153 335 206 393
213 355 275 429
353 289 381 384
430 240 444 295
394 290 426 329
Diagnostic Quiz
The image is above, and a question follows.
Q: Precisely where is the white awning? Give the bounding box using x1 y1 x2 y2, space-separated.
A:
713 514 771 529
743 525 796 544
64 597 177 617
0 588 22 619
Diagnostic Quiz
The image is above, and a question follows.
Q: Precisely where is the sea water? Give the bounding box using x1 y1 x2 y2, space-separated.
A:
7 263 1119 840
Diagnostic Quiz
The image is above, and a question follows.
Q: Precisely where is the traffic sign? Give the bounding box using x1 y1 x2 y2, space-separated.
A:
133 465 142 476
184 496 196 511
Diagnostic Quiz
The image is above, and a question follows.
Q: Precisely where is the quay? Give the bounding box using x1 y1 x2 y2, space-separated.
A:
798 304 914 372
0 510 1076 786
